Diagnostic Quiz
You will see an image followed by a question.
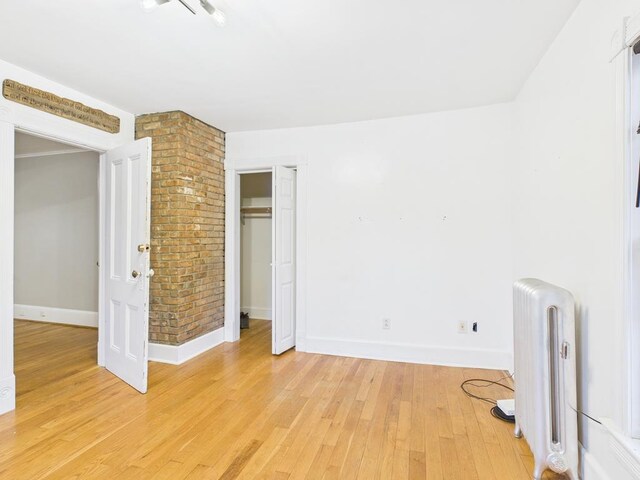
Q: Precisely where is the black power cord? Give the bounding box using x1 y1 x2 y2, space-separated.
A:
461 374 603 426
460 374 515 423
490 406 515 423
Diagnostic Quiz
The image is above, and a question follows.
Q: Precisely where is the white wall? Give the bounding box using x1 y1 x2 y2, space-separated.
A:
14 151 99 325
513 0 640 478
227 103 515 369
241 173 272 320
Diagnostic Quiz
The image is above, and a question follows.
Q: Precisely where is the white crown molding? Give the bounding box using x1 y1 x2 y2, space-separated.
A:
14 304 98 328
148 327 225 365
14 148 88 159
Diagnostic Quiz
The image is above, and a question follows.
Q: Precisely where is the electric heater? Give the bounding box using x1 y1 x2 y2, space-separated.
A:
513 279 578 480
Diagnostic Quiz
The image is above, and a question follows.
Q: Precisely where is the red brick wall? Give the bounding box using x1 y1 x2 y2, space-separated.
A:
135 111 224 345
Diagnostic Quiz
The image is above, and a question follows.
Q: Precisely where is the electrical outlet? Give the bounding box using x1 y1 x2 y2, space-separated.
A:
457 321 468 334
382 318 391 330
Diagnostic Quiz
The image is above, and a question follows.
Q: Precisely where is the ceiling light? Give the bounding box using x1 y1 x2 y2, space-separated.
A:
141 0 170 11
141 0 225 26
200 0 226 26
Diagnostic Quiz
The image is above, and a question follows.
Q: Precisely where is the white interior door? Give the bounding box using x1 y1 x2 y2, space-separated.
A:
104 138 151 393
272 166 296 355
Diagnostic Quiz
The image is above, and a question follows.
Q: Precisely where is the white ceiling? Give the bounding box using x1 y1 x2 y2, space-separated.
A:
0 0 579 132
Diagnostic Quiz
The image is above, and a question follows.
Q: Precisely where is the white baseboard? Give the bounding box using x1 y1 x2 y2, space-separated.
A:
14 304 98 328
149 327 225 365
299 336 512 370
241 306 271 321
577 419 640 480
600 418 640 480
0 374 15 415
582 445 613 480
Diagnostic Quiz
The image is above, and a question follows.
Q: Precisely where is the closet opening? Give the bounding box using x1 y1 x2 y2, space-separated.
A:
239 172 273 348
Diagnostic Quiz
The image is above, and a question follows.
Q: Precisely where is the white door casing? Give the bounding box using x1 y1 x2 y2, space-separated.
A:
104 138 151 393
0 60 134 415
0 122 16 415
272 166 296 355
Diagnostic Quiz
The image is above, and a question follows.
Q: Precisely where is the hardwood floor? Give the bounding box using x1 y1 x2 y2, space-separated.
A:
0 319 564 479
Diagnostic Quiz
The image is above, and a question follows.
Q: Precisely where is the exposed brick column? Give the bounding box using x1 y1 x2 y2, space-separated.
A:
135 111 225 345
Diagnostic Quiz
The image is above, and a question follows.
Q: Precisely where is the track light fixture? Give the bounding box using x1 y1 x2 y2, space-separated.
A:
200 0 226 26
141 0 170 11
140 0 226 26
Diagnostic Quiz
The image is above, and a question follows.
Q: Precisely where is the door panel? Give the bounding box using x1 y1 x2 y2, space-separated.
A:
104 138 151 393
272 166 296 355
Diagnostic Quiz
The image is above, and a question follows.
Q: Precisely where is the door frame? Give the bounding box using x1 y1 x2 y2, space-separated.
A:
224 156 308 349
0 121 128 415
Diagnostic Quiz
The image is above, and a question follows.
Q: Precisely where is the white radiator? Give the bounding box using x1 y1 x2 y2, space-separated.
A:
513 279 579 480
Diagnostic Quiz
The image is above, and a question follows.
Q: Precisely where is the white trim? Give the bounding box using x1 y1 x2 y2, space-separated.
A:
241 307 272 321
224 155 308 171
612 20 629 62
618 32 640 439
224 168 241 342
14 148 87 159
582 445 614 480
224 156 309 350
14 304 98 328
626 12 640 47
98 153 106 367
0 121 16 415
618 43 635 437
295 163 308 347
148 327 225 365
270 170 276 353
302 336 512 371
604 419 640 477
612 13 640 62
602 418 640 480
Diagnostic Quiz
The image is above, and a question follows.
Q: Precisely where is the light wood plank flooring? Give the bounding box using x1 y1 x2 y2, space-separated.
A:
0 319 564 479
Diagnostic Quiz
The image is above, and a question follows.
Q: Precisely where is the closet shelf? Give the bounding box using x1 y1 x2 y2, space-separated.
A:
240 207 272 215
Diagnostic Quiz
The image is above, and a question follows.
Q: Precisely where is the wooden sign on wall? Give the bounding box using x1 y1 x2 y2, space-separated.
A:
2 79 120 134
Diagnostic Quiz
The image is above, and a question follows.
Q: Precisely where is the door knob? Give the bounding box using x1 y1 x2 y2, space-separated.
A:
131 270 141 278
